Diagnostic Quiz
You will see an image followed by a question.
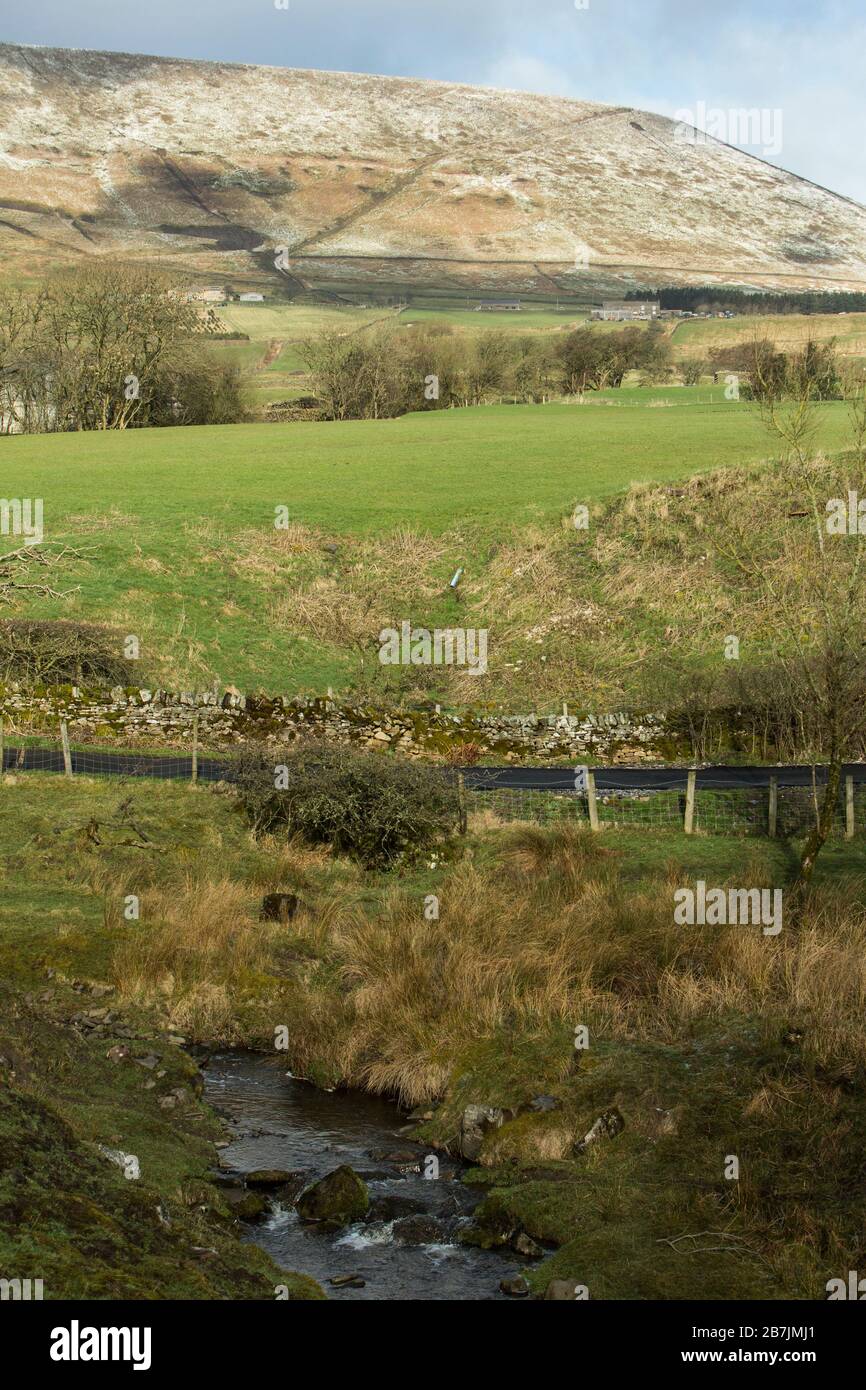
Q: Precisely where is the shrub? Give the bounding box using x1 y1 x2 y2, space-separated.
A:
235 743 461 869
444 740 483 766
0 619 134 686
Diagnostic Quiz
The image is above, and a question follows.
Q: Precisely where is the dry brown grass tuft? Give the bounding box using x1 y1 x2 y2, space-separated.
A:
364 526 450 601
105 817 866 1099
237 521 325 568
273 577 384 653
277 831 866 1102
111 877 284 1039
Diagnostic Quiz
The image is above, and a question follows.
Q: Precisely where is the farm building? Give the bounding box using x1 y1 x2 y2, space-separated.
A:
186 288 227 304
593 300 660 321
475 299 522 311
238 292 265 302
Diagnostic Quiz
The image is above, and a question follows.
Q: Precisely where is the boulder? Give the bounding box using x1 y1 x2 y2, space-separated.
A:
512 1231 543 1259
230 1190 269 1221
260 892 300 923
459 1104 507 1161
544 1280 583 1300
500 1276 531 1298
98 1145 140 1181
368 1147 419 1165
245 1168 299 1188
574 1107 625 1155
368 1194 426 1223
529 1094 561 1113
392 1214 443 1245
297 1165 369 1225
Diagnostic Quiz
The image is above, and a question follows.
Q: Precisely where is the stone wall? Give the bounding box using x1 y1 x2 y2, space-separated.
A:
0 684 692 763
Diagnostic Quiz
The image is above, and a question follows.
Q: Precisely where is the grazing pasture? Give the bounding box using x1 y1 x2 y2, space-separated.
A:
0 397 851 696
671 310 866 360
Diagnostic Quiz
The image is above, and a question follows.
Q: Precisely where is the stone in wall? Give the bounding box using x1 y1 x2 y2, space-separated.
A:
0 683 688 763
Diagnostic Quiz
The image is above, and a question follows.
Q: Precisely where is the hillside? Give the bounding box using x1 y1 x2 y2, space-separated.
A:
0 396 852 706
2 43 866 298
3 772 866 1300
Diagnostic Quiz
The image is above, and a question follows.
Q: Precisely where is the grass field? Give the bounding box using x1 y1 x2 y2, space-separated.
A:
214 301 592 409
7 391 817 529
397 307 588 330
0 395 853 697
671 311 866 361
211 300 399 404
208 301 866 415
3 773 866 1300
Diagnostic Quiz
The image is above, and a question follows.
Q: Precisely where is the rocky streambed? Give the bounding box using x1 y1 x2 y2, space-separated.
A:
203 1051 528 1301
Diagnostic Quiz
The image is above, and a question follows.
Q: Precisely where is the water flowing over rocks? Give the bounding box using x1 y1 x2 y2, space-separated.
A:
296 1165 370 1225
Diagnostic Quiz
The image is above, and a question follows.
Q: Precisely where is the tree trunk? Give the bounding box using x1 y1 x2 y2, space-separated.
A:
796 756 842 887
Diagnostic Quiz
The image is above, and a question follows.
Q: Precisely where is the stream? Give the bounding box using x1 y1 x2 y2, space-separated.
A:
203 1051 523 1301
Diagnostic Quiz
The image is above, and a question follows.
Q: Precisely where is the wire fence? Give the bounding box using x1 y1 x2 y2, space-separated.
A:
3 720 865 842
472 783 866 839
1 744 230 782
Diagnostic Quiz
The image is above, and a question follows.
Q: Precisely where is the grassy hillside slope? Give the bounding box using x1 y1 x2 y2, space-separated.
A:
2 772 865 1299
0 397 852 703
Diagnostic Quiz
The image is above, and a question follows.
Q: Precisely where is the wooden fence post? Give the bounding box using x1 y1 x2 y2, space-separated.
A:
191 714 199 786
60 721 72 777
0 715 4 778
845 775 854 840
684 769 696 834
586 770 600 831
457 771 467 835
768 776 778 839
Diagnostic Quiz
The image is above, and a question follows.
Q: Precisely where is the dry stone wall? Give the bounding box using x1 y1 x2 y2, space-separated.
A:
0 684 690 762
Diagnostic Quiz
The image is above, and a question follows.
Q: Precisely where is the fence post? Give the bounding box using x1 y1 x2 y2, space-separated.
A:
684 769 696 834
191 714 199 786
457 771 467 835
0 715 4 777
768 776 778 839
60 721 72 777
586 770 600 831
845 775 854 840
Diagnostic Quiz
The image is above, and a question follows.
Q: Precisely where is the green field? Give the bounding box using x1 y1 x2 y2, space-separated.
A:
207 301 866 416
5 393 846 532
213 300 592 409
670 311 866 360
211 300 399 405
397 307 588 330
0 395 852 697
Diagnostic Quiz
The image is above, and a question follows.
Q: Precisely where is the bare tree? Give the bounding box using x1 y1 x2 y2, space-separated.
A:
0 264 246 431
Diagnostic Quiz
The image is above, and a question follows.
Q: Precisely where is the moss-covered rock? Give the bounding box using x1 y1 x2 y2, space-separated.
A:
0 986 324 1300
296 1165 369 1225
231 1191 270 1221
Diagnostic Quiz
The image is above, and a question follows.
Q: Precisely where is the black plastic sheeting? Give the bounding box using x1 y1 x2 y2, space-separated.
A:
4 746 865 791
464 764 866 792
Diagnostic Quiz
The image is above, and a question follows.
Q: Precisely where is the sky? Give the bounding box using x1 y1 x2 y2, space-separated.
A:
0 0 863 204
